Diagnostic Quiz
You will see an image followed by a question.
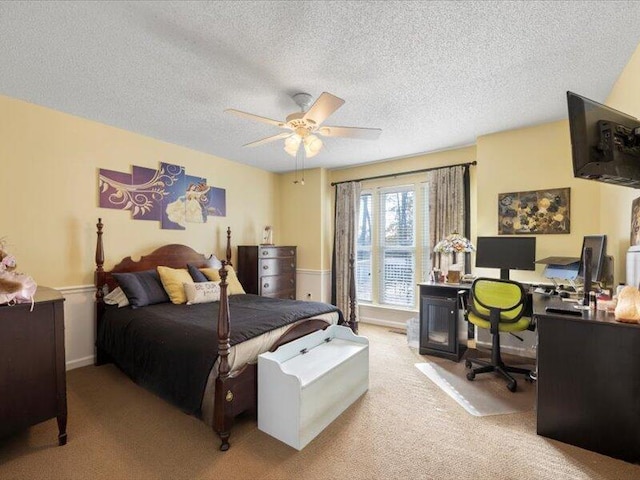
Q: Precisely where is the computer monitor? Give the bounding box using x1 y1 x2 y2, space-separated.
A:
475 236 536 280
578 235 606 284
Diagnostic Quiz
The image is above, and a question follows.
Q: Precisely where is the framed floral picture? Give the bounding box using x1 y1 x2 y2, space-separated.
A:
498 188 570 235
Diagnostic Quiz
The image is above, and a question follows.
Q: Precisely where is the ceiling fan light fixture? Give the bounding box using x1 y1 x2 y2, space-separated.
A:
284 135 301 157
303 135 323 158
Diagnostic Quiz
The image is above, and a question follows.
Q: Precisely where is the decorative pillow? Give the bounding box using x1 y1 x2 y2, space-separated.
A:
184 281 220 304
112 270 170 308
208 255 223 269
157 266 194 304
187 263 209 283
200 265 246 295
103 286 129 308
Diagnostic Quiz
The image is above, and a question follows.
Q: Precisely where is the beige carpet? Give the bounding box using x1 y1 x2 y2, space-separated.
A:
1 324 639 480
415 356 535 416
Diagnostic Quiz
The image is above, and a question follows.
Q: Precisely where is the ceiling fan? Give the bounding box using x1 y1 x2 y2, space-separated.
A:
224 92 382 158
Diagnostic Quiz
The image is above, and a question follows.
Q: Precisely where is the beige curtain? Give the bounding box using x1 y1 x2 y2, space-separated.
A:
332 181 361 325
427 166 466 273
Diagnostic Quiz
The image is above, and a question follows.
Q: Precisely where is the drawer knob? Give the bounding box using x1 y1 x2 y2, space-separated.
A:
290 263 295 268
262 250 269 256
289 250 294 255
290 279 294 284
263 265 269 270
264 283 269 288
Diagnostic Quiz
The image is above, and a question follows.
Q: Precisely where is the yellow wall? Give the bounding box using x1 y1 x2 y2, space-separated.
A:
476 121 602 283
600 44 640 284
0 95 280 287
277 168 328 270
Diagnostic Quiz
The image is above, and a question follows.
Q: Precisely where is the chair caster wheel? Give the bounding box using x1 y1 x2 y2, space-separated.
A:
466 372 475 381
465 359 472 369
507 381 517 392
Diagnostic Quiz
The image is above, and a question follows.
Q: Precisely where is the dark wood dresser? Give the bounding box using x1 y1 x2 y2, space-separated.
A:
0 286 67 445
237 245 297 299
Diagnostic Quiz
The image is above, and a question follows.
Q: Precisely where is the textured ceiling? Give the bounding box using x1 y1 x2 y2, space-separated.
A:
1 1 639 173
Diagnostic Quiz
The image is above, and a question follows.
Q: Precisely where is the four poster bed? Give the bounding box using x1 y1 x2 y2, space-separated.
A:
94 219 356 451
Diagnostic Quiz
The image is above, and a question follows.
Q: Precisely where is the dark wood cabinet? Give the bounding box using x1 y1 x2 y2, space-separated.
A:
418 283 469 361
0 286 67 445
237 246 297 299
534 296 640 463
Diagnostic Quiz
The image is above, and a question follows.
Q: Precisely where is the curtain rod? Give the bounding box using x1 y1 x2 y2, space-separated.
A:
330 160 477 186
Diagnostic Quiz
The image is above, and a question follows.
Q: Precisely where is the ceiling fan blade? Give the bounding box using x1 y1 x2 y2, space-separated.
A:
302 92 345 126
318 125 382 140
243 132 292 147
224 109 284 128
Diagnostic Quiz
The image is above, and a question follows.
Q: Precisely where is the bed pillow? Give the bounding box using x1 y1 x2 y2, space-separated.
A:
183 281 220 304
157 266 194 304
187 263 209 283
200 265 246 295
103 286 129 308
112 270 170 308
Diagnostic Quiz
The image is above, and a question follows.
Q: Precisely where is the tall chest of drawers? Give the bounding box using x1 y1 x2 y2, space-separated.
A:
0 286 67 445
237 245 297 299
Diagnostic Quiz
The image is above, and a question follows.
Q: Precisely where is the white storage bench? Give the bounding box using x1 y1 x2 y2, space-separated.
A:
258 324 369 450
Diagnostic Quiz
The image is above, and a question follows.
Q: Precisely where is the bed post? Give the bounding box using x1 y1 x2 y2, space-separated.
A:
348 253 357 333
95 218 110 365
225 226 232 265
214 262 232 451
95 218 105 301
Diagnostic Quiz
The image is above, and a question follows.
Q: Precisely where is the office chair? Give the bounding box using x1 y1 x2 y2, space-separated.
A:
464 278 532 392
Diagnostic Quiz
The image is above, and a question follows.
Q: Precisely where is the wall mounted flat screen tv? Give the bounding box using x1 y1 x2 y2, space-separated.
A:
567 91 640 188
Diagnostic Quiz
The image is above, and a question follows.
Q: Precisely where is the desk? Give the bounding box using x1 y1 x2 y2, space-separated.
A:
417 282 470 361
534 295 640 463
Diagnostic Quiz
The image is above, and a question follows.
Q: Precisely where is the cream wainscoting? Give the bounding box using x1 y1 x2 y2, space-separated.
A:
56 285 96 371
296 269 331 303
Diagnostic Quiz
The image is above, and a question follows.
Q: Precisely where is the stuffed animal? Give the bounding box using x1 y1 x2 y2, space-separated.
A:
614 285 640 323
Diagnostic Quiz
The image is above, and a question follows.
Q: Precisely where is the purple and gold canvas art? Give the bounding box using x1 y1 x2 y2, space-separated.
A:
99 162 226 230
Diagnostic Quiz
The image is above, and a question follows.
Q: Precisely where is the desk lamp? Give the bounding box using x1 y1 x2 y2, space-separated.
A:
433 232 475 282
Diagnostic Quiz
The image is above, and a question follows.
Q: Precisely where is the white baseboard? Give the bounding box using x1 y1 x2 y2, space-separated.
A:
360 317 407 329
66 355 95 370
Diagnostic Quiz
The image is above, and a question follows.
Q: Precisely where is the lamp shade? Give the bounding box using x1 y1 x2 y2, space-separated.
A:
303 135 323 158
284 135 301 156
433 232 475 254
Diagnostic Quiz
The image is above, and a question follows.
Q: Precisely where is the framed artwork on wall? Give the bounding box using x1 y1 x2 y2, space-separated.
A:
498 187 570 235
98 162 226 230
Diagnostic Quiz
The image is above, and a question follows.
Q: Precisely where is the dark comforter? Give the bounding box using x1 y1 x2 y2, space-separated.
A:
97 294 343 415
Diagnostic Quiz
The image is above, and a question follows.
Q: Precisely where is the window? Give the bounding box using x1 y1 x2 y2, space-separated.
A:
357 183 430 309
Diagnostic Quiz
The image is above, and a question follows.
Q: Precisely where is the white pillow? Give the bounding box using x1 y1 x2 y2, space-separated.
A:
184 281 220 305
104 286 130 308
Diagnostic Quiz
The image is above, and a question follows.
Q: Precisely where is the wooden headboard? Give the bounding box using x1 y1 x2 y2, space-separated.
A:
94 218 232 298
